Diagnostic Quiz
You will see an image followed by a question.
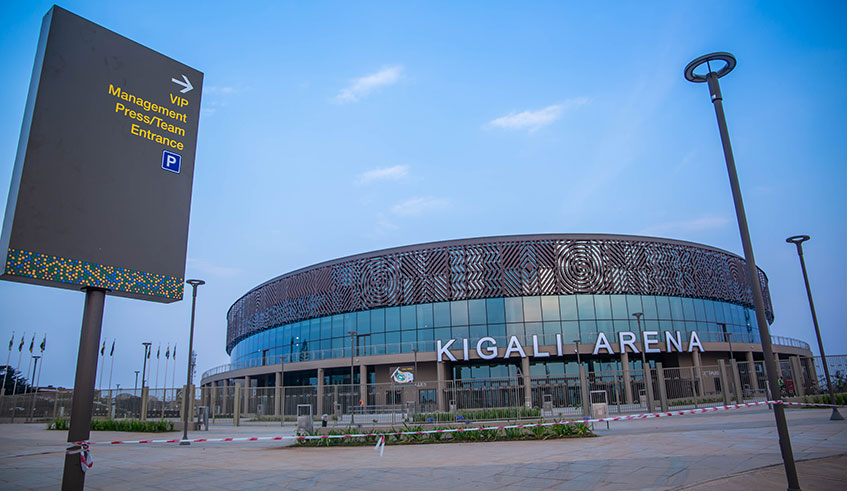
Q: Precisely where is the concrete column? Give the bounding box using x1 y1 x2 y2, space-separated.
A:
233 385 241 426
436 362 447 412
790 356 805 397
803 357 819 390
210 382 217 423
579 365 590 417
692 350 704 398
656 362 668 412
730 359 744 403
243 376 250 414
643 363 655 413
621 352 633 404
274 371 283 417
360 364 368 405
140 386 149 421
316 368 325 417
746 351 759 392
189 385 196 424
522 356 532 409
717 360 731 406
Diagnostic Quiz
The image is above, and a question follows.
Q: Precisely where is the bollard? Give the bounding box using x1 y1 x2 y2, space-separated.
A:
140 387 149 422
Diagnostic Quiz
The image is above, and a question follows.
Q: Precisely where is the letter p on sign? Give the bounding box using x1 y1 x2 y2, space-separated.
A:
162 150 181 174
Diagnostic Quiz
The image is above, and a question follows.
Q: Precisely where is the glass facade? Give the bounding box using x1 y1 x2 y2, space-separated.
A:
230 294 761 365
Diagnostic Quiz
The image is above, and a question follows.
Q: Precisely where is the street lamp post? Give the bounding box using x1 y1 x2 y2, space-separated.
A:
786 235 843 421
181 279 205 445
347 331 357 425
572 340 582 366
685 52 799 490
141 342 152 389
718 323 735 364
632 312 654 412
134 370 139 395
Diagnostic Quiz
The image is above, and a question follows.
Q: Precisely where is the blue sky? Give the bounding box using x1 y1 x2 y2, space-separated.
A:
0 1 844 389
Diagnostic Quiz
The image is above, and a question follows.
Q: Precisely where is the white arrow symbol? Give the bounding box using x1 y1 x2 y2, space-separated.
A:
171 74 193 94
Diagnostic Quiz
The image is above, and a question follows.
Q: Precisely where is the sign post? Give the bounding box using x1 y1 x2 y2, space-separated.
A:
0 7 202 489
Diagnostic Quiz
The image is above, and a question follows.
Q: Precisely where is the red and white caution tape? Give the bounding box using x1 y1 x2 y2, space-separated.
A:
65 441 93 472
67 400 842 449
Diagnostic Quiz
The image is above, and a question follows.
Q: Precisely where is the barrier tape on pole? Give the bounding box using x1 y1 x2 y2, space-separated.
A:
60 400 841 449
65 441 93 472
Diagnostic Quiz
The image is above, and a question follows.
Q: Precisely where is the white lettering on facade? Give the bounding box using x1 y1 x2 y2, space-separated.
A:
665 331 682 352
463 338 470 361
619 332 639 353
532 335 550 358
437 339 456 361
593 332 613 354
556 333 563 356
477 337 497 360
503 336 527 358
688 331 704 352
643 331 661 353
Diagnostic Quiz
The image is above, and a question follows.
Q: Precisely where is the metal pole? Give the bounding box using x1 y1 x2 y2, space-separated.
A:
573 340 581 366
181 279 205 444
27 355 40 422
134 371 139 396
61 287 106 490
786 235 843 420
685 52 800 490
2 333 13 396
633 312 654 412
141 342 151 389
348 330 356 425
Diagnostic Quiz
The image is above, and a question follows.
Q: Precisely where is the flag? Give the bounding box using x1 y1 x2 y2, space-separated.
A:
40 335 46 353
29 335 35 353
146 345 151 358
109 340 114 356
165 345 170 359
100 341 106 356
173 344 176 360
156 345 160 359
18 335 24 352
8 333 13 351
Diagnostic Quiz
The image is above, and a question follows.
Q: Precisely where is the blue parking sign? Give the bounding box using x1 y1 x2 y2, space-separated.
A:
161 150 181 174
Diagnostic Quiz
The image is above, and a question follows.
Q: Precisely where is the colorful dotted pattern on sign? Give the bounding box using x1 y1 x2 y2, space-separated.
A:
4 248 183 300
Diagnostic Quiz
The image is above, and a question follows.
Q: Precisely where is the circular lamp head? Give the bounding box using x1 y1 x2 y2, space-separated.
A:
786 235 810 245
684 52 737 82
186 279 205 287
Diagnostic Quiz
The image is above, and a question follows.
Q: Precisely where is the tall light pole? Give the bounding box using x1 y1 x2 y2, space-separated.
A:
632 312 654 412
786 235 843 421
134 370 139 396
572 339 582 367
718 323 735 364
347 330 357 425
141 342 151 389
181 279 205 444
685 52 799 490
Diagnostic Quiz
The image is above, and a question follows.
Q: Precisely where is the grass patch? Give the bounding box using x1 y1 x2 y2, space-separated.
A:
295 420 593 447
803 393 847 406
47 418 174 432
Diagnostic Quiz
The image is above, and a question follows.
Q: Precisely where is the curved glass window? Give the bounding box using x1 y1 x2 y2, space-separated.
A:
230 295 763 364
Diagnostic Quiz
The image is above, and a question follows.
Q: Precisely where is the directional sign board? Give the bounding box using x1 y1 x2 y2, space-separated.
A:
0 6 203 303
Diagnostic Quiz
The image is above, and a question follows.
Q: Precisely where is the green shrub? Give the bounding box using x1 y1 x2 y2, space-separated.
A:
413 406 540 423
48 418 173 432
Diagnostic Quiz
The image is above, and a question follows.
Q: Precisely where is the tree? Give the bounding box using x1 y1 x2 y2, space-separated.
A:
0 365 32 395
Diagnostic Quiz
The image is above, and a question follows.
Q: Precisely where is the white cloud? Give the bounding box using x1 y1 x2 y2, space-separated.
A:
639 216 731 236
186 258 242 278
487 98 589 131
334 66 403 103
356 165 410 185
391 197 450 216
204 86 237 95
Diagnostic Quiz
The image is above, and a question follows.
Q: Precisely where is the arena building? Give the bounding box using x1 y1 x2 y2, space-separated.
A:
201 234 813 415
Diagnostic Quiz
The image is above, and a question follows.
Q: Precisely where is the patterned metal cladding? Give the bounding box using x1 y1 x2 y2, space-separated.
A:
226 235 774 353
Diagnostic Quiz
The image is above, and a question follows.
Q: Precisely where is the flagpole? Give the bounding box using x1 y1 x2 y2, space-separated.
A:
98 340 106 393
108 344 115 391
2 332 12 396
12 332 25 397
171 344 177 389
155 345 161 389
24 333 35 395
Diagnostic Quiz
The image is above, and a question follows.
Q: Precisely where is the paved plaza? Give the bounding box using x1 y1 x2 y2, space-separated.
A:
1 407 845 490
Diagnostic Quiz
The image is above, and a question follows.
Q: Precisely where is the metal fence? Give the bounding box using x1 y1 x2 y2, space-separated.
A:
3 355 842 425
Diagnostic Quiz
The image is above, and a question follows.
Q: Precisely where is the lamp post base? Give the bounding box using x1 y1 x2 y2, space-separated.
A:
179 440 191 446
831 408 844 421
